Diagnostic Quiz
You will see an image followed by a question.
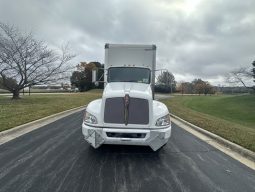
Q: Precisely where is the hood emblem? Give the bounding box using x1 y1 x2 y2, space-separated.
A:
124 94 130 125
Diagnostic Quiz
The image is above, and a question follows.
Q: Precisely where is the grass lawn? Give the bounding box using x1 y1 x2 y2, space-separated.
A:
0 91 102 132
162 94 255 151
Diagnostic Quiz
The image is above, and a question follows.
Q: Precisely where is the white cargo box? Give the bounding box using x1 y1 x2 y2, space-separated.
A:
104 44 156 70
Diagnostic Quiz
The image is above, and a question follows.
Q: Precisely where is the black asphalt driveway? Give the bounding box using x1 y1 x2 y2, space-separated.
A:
0 111 254 192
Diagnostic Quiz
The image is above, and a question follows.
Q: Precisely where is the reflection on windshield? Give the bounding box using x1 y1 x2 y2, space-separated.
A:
108 67 150 84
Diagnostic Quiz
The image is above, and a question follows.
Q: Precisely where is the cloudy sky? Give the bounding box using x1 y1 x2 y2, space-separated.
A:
0 0 254 85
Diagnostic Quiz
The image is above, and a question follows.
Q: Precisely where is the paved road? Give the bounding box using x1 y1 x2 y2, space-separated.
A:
0 111 254 192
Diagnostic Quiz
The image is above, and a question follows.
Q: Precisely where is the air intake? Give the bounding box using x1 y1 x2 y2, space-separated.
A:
104 97 149 125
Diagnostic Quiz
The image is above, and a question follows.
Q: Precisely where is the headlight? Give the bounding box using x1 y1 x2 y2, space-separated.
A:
84 111 98 124
155 114 170 126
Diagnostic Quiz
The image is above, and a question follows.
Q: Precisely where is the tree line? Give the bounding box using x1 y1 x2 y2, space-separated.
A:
154 71 215 95
176 79 215 95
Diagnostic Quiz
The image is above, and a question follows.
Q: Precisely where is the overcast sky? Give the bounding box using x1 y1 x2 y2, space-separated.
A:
0 0 254 85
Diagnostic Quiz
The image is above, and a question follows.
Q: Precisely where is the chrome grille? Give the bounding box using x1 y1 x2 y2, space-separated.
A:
104 97 149 124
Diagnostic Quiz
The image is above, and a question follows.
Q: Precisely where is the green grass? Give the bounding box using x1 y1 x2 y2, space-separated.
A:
182 95 255 127
161 95 255 151
0 91 102 132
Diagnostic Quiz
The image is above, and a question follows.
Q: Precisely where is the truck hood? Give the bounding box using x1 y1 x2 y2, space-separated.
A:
103 82 152 100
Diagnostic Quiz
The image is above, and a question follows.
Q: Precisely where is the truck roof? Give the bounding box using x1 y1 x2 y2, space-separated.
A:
105 43 156 50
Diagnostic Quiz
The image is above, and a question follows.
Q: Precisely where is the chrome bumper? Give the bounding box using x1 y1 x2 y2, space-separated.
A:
82 123 171 151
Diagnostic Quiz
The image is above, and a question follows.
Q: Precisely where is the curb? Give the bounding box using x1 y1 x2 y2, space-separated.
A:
170 114 255 162
0 106 86 144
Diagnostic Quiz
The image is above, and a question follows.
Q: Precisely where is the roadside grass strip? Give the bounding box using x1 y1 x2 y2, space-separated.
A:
162 95 255 152
0 91 102 132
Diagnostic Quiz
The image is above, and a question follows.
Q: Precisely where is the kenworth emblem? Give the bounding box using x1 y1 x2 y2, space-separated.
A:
124 94 130 125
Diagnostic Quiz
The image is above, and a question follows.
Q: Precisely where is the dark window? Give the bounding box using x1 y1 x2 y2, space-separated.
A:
108 67 150 84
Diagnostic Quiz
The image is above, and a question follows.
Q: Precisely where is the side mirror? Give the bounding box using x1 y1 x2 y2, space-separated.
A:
92 69 100 87
92 68 106 87
92 69 97 83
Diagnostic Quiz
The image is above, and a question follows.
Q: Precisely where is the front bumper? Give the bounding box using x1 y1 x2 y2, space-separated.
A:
82 123 171 151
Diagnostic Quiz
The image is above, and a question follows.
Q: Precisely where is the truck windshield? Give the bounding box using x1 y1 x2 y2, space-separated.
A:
108 67 150 84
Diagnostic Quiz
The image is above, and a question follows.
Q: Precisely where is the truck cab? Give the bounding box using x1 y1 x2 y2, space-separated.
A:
82 44 171 151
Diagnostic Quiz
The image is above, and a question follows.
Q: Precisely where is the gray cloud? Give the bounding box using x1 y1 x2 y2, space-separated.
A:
0 0 254 85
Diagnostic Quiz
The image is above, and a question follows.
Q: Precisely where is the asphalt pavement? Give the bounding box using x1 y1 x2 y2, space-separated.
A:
0 111 254 192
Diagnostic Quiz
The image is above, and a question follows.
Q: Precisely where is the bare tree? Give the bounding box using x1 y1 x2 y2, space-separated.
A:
157 71 176 93
177 81 185 95
252 60 255 83
226 65 254 91
192 79 204 95
192 79 214 95
0 23 75 99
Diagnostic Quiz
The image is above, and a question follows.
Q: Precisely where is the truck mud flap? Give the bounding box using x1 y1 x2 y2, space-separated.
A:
146 131 166 151
85 129 104 149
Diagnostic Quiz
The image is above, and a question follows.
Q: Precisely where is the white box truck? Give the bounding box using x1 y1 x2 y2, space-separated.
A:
82 44 171 151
